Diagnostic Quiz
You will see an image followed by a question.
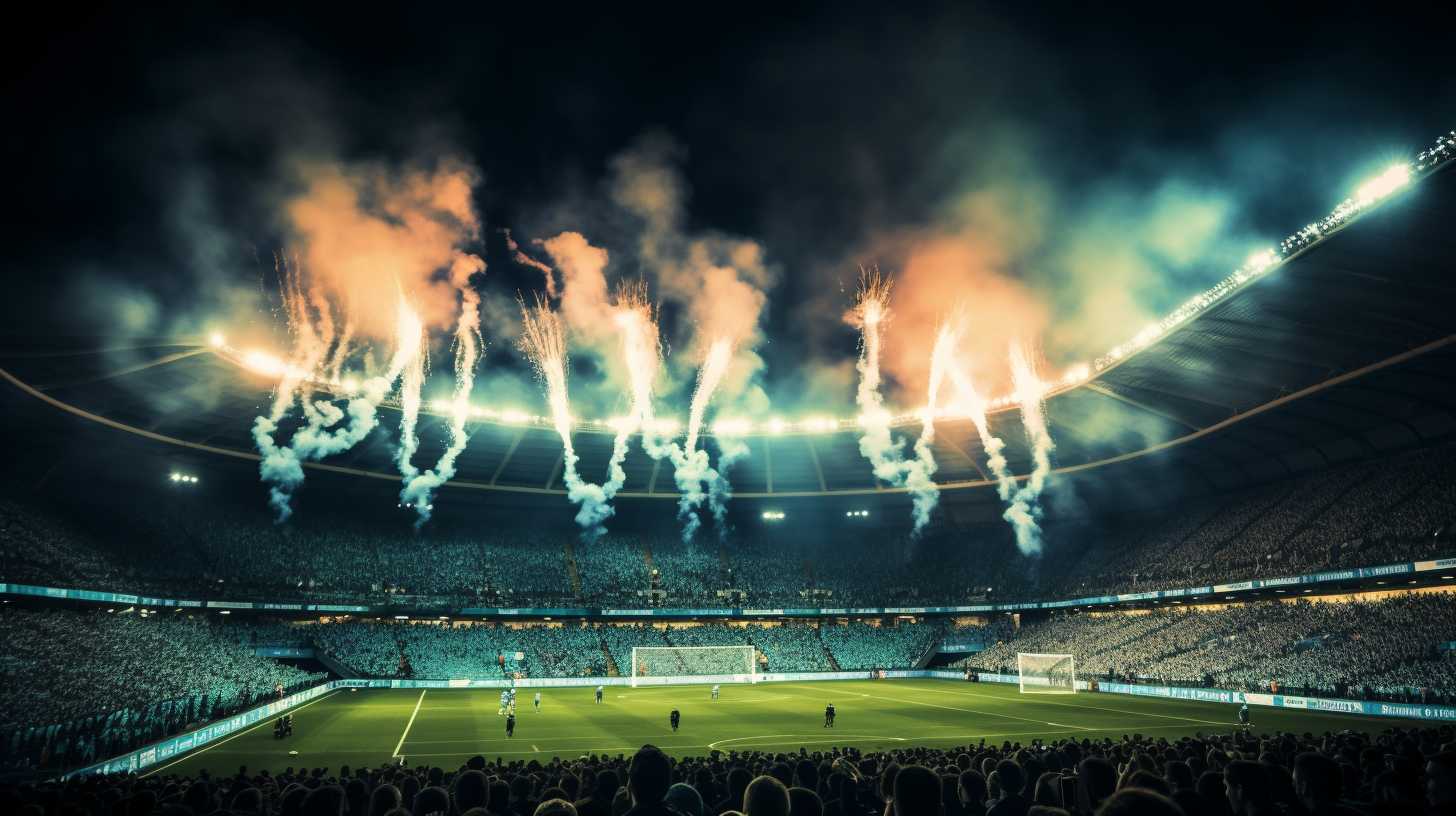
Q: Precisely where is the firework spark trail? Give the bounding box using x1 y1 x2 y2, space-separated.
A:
394 327 427 480
324 318 355 384
614 283 662 437
263 299 424 521
1003 342 1055 555
518 298 624 540
849 271 941 535
612 286 737 542
253 265 338 521
398 269 484 525
944 362 1016 501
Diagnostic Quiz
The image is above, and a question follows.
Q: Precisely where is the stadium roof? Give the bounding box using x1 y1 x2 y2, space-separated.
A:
3 158 1455 507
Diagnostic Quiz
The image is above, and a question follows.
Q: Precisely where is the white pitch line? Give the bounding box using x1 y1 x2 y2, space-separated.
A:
392 690 428 757
532 744 541 753
140 690 341 778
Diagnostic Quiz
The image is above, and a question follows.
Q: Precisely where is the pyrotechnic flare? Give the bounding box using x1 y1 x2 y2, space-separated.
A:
394 325 427 480
255 292 424 521
943 356 1016 501
1003 341 1055 555
614 281 663 445
399 257 485 525
848 270 942 535
518 296 625 540
252 263 337 521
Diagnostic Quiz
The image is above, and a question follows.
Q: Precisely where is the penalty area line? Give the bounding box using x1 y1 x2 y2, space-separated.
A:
393 690 428 757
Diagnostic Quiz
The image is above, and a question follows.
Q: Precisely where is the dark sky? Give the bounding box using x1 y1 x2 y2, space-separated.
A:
3 1 1451 412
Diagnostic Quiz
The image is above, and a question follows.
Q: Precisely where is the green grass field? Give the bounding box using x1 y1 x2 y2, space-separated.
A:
145 680 1430 778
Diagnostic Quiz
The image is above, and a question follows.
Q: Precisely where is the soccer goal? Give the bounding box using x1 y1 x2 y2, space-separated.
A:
629 645 758 687
1017 652 1077 694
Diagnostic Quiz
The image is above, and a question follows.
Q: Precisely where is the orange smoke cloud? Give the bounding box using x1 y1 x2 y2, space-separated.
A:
284 160 483 338
869 232 1049 402
540 231 615 345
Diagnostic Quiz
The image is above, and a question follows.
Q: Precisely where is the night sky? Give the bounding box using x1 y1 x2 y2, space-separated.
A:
4 1 1452 414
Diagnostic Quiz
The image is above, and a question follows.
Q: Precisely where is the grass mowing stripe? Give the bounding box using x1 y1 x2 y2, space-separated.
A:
392 690 427 757
911 684 1228 726
146 680 1437 776
140 690 341 778
787 683 1090 730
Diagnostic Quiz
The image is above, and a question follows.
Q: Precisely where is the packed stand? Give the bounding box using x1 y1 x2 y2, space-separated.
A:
820 621 941 671
0 607 323 771
970 590 1456 702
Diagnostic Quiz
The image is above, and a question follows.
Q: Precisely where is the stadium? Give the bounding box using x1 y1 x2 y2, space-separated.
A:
4 7 1456 816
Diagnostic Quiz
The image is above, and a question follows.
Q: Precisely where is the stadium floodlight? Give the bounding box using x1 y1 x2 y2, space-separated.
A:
712 418 752 436
1017 653 1077 695
209 332 226 348
1355 163 1412 205
767 417 786 434
761 510 785 521
630 645 757 687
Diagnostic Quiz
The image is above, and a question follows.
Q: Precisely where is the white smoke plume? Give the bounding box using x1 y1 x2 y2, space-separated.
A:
518 297 629 541
251 161 485 520
665 338 735 542
256 296 425 520
1003 341 1055 555
707 435 751 539
846 271 941 536
943 347 1017 501
398 254 486 525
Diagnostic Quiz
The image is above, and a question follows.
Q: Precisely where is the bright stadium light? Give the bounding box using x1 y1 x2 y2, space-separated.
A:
499 409 530 425
1355 163 1412 205
208 332 226 348
767 418 786 434
1245 248 1280 274
761 510 785 521
803 416 836 433
712 418 752 436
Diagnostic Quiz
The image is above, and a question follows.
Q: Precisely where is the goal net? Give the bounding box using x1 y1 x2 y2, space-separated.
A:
630 646 758 687
1017 652 1077 694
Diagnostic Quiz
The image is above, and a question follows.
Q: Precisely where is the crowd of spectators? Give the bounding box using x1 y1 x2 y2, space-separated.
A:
819 622 941 671
307 620 957 680
971 590 1456 702
573 536 650 606
4 443 1454 611
9 724 1456 816
0 607 324 772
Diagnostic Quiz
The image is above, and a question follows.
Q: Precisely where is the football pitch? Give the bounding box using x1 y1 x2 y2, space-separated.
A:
144 679 1431 777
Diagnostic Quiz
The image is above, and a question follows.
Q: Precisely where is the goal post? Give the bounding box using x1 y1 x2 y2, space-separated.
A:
629 645 758 687
1017 652 1077 694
